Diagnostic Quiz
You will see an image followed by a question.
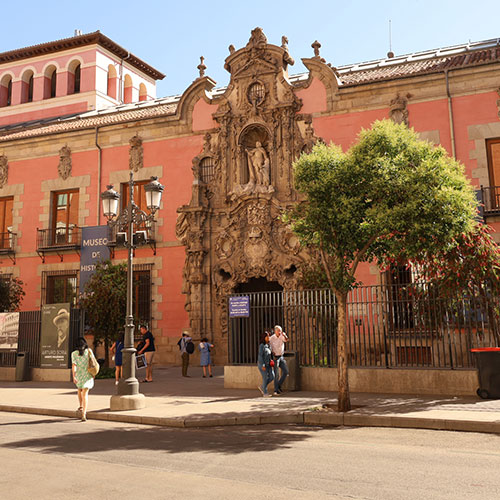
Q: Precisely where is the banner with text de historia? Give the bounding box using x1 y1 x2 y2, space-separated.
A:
40 303 70 368
229 296 250 318
79 225 110 295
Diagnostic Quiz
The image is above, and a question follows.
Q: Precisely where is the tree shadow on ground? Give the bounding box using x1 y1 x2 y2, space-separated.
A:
2 423 324 456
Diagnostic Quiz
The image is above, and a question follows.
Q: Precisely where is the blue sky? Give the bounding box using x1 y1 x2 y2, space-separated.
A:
2 1 500 98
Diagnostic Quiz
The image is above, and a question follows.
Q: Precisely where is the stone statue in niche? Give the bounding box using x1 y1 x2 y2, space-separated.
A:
246 141 270 186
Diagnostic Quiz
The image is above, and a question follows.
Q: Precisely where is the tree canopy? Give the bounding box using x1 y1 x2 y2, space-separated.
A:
80 260 127 349
0 276 25 312
287 119 479 411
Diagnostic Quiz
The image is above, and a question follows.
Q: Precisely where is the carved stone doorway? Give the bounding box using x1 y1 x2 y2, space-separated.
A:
229 278 284 363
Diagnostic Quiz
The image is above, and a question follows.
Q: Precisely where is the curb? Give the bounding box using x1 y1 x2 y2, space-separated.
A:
1 404 500 434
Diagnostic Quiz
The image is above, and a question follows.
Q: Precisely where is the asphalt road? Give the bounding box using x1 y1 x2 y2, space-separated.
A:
1 411 500 500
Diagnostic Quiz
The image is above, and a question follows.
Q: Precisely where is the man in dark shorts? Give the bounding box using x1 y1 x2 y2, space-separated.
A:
137 325 155 382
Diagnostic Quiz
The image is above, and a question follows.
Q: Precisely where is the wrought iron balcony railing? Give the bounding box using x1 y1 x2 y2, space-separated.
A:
0 231 16 252
36 226 81 262
479 186 500 216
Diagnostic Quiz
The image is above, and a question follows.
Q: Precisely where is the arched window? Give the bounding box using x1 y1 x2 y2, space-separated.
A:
74 64 81 93
43 65 57 99
67 60 81 95
20 70 34 103
123 74 133 103
0 75 12 107
139 83 147 102
107 65 117 99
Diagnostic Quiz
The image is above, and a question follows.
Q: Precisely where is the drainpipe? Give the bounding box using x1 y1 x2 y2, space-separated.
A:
95 126 102 225
119 52 131 104
445 69 456 158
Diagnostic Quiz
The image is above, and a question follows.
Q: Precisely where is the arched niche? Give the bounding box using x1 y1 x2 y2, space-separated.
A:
237 124 271 187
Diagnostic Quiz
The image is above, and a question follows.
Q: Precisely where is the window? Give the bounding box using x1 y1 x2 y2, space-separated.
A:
0 76 12 107
43 271 78 306
51 189 79 245
486 138 500 210
139 83 147 102
107 65 117 99
43 66 57 99
386 264 415 331
67 61 81 95
123 74 132 103
200 157 215 183
74 64 81 94
121 180 150 214
0 197 13 250
133 264 152 326
21 70 34 103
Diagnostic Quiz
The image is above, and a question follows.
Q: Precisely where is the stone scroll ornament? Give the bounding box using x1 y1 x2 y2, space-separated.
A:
58 145 72 180
0 155 8 188
129 135 143 172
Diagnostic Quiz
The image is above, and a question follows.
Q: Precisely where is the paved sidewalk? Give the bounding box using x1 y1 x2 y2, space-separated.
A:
1 365 500 434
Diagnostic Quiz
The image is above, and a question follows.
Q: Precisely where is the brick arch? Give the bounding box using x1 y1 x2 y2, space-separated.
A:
20 69 34 103
107 64 117 99
43 64 58 99
67 58 82 94
0 73 13 107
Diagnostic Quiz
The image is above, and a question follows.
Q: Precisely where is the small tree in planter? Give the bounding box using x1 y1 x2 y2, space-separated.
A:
0 276 25 312
80 260 127 366
286 120 478 411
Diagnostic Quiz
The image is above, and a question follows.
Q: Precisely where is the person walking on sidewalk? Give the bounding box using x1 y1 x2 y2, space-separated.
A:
71 338 95 422
137 325 155 383
269 325 289 395
257 331 274 397
199 337 214 378
110 333 124 385
178 331 192 377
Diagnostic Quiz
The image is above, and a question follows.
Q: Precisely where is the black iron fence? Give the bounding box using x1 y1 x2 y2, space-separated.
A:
0 308 84 369
229 284 500 369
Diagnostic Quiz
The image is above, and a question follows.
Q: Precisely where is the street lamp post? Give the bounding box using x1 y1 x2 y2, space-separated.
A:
101 171 164 411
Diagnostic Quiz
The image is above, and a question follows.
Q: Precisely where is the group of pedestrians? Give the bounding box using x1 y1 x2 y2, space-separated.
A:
73 324 290 422
257 325 289 397
177 332 214 377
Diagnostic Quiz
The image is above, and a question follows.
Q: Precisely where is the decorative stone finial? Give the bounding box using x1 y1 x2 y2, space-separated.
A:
248 27 267 48
228 44 235 54
312 40 321 58
281 36 289 49
197 56 206 78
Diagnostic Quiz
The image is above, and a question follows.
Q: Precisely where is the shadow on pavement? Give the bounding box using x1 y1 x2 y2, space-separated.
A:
2 423 324 455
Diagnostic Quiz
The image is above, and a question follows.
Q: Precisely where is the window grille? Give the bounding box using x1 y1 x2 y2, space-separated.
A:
200 157 215 183
247 82 265 106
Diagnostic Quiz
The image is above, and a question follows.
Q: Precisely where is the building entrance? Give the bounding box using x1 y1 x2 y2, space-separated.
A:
229 278 283 364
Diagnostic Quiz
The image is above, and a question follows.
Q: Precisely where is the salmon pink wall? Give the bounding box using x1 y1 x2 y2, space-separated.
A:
313 108 389 150
192 99 218 131
295 77 327 114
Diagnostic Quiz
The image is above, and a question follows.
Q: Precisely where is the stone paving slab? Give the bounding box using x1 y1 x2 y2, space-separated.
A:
1 366 500 433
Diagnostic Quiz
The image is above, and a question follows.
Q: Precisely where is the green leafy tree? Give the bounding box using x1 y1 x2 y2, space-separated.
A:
80 260 127 364
286 120 478 411
0 276 25 312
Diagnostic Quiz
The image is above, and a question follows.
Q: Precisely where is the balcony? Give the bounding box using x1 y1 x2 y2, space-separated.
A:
479 186 500 217
36 226 81 262
0 231 16 263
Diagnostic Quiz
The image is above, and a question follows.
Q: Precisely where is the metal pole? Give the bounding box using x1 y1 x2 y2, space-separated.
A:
118 170 139 396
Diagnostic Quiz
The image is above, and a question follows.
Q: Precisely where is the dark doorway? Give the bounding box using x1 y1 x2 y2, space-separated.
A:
236 277 282 294
229 278 283 364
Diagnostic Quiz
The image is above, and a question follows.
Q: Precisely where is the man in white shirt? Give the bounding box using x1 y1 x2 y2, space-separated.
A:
269 325 289 395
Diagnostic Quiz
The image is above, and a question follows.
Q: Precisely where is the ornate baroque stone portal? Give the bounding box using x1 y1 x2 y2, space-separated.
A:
176 28 325 348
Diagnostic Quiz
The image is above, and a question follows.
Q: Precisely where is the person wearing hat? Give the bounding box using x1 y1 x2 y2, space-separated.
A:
53 308 70 350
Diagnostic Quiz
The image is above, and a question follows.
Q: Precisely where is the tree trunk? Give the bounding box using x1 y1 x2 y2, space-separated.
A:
335 290 351 412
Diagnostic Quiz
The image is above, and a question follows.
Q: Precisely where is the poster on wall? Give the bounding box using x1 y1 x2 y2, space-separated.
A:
0 312 20 350
40 303 70 368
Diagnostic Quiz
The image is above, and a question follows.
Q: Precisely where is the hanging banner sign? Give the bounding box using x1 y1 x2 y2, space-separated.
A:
79 225 110 295
0 312 20 350
229 296 250 317
40 303 70 368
